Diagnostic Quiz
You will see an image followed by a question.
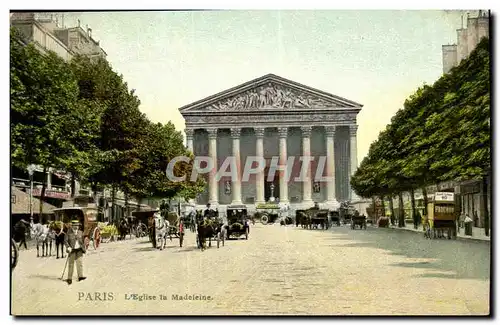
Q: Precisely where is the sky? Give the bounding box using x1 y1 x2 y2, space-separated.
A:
60 10 468 163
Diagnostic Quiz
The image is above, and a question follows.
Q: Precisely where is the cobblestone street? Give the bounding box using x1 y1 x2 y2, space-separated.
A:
11 224 490 315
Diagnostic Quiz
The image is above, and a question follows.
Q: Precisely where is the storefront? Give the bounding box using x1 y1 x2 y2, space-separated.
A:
459 180 487 228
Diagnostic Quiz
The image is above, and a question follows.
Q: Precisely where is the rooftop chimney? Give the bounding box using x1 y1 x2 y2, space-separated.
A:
77 19 80 27
88 27 92 38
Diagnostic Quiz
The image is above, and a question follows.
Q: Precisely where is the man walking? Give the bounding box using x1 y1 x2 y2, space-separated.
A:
14 219 30 250
64 220 86 285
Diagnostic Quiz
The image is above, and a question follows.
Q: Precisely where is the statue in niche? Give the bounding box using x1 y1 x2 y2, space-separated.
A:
224 181 231 195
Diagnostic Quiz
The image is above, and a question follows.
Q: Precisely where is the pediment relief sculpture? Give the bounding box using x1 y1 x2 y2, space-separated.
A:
207 83 340 111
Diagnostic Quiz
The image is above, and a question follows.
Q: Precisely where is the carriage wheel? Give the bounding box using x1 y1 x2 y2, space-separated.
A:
261 214 269 225
137 224 148 238
84 236 90 251
245 227 249 240
93 227 101 249
11 239 19 270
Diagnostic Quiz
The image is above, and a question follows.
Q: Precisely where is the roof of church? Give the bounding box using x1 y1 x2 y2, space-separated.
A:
179 73 363 114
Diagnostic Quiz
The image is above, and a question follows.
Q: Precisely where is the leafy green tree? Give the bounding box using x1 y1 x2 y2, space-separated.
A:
11 28 80 213
350 37 490 235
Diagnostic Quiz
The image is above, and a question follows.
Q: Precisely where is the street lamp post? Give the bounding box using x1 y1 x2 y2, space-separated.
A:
27 164 36 222
269 183 275 203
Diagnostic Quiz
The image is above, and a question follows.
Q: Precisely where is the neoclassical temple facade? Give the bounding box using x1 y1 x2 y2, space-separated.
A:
179 74 362 211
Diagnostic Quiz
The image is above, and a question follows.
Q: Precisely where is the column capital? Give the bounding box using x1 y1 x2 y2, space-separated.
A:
278 127 288 138
184 128 194 138
207 128 218 139
349 124 359 135
254 127 265 138
301 126 312 138
325 125 336 137
230 127 241 139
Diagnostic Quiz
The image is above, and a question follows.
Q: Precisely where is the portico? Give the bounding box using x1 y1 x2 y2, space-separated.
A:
179 74 362 211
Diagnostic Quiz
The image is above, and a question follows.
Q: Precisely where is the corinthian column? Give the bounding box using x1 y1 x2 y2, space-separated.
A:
325 126 338 205
185 128 194 152
207 128 219 205
231 128 242 205
255 128 265 205
301 126 313 204
278 127 289 204
349 124 359 201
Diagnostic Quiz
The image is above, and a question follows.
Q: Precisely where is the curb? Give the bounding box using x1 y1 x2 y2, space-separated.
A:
377 225 490 243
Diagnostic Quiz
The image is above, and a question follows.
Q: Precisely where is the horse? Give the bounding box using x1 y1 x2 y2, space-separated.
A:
196 216 222 251
186 210 197 232
118 218 130 240
30 222 52 257
296 211 311 229
49 221 67 259
154 213 169 250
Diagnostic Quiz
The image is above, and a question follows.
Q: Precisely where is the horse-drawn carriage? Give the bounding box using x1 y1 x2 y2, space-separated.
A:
226 205 249 240
181 212 196 232
131 210 153 239
53 206 102 250
179 203 197 232
131 209 173 249
196 209 225 249
339 202 355 224
296 207 330 229
164 211 185 247
330 211 341 227
425 192 457 239
351 213 367 230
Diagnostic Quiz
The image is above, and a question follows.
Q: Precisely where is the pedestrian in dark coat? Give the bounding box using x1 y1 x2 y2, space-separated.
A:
64 220 86 285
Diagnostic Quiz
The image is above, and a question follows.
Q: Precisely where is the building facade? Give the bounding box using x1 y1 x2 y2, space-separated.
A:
442 10 490 74
179 74 362 211
10 12 107 61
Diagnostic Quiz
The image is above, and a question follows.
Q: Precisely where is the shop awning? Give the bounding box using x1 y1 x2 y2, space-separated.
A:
11 186 57 215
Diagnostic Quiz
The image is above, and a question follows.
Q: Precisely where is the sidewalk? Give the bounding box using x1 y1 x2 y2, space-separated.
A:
384 223 490 242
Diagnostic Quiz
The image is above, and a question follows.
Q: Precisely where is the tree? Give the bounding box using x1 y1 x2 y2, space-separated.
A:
11 28 81 214
350 37 490 235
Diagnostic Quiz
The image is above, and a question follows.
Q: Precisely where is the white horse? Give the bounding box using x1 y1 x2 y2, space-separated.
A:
154 213 170 250
30 222 53 257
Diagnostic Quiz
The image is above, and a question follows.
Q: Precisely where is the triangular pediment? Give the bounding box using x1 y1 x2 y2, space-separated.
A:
179 74 362 113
